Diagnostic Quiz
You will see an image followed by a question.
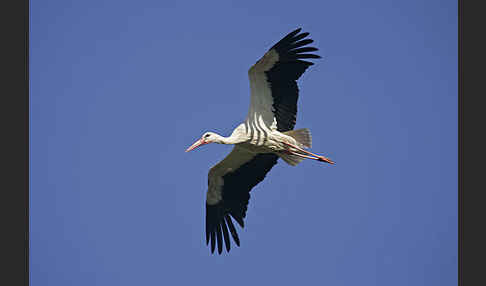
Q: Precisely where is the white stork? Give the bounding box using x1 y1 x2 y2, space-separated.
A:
185 28 335 254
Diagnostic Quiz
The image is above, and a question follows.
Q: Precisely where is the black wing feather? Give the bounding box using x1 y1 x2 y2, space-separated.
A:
216 224 223 254
290 32 310 43
205 154 278 254
210 230 216 253
290 47 319 54
221 218 231 252
225 215 240 246
266 28 320 132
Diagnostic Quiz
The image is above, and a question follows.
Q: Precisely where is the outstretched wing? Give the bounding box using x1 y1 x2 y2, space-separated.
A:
206 147 279 254
246 28 320 133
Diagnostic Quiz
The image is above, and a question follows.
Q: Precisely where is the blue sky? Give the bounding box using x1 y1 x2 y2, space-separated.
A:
30 1 457 285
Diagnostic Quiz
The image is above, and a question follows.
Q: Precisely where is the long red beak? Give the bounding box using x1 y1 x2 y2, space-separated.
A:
185 138 208 152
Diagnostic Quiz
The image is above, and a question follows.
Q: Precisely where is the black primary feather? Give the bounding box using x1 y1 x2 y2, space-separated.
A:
266 28 321 132
205 154 278 254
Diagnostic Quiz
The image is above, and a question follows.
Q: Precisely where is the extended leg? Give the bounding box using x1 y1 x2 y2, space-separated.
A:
283 142 335 164
285 151 321 161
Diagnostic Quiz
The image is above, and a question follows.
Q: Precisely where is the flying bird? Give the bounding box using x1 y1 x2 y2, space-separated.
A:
186 28 335 254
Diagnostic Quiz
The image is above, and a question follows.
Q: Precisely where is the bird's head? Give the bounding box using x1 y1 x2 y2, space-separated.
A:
185 132 223 152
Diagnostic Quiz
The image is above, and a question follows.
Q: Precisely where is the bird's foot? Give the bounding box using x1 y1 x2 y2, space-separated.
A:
317 156 335 164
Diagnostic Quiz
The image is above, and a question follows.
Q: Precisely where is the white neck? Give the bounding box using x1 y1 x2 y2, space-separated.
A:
215 132 246 145
215 134 236 145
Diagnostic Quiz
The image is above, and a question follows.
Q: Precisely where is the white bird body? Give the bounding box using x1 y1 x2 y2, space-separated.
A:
185 28 334 254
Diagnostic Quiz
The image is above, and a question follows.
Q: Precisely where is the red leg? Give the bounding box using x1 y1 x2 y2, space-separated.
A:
283 142 335 164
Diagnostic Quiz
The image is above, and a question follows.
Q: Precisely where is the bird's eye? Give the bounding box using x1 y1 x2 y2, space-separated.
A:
205 134 210 138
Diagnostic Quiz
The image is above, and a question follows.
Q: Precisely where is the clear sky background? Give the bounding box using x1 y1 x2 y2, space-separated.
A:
30 1 457 285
